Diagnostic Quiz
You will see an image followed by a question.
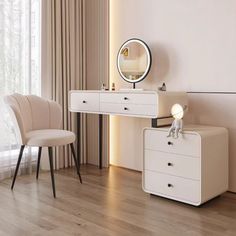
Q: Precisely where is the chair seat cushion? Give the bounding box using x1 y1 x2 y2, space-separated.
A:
25 129 76 147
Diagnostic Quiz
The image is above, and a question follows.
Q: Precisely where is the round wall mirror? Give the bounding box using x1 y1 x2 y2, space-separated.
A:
117 38 152 89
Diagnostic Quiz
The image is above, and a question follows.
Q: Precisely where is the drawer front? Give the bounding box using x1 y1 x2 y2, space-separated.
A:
100 93 157 105
144 171 200 203
100 103 157 117
144 129 200 157
70 92 99 112
144 150 200 180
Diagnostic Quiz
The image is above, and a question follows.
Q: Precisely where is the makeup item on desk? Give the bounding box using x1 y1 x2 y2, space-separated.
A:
111 83 115 91
158 82 166 91
101 83 106 90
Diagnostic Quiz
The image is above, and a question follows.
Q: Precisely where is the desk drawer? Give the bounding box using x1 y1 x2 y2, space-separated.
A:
144 129 200 157
100 93 157 105
100 103 157 117
70 92 99 112
144 171 200 203
144 150 200 180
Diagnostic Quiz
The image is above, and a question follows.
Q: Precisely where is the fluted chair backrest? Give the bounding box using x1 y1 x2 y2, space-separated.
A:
4 93 62 144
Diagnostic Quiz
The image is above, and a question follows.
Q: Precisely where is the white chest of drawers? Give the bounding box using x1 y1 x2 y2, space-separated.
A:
143 125 229 206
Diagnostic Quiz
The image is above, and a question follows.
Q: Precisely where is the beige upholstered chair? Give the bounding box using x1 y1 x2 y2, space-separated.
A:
4 93 82 197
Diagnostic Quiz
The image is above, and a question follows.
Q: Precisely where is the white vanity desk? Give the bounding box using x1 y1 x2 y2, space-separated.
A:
69 90 188 169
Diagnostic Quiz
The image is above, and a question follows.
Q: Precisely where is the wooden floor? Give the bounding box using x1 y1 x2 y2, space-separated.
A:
0 165 236 236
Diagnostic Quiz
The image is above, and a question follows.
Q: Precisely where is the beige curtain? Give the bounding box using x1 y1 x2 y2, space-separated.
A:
41 0 87 169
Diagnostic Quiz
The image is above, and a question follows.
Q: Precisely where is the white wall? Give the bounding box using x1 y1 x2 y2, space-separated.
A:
110 0 236 191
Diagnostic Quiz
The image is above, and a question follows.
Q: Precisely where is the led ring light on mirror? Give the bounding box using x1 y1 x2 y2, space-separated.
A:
117 38 152 89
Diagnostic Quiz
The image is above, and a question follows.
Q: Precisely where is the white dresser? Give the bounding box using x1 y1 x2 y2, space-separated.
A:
69 90 188 169
143 125 228 206
69 90 188 118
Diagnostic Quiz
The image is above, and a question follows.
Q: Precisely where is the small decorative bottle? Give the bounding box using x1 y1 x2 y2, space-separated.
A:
101 83 106 90
111 83 115 91
162 82 166 91
158 82 166 91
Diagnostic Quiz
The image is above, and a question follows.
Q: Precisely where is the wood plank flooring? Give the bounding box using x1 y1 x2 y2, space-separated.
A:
0 165 236 236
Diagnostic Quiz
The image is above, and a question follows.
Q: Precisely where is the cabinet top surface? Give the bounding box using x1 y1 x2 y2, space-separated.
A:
69 90 187 96
145 124 228 136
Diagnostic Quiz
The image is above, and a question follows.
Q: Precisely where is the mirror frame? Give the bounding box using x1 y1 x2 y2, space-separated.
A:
117 38 152 86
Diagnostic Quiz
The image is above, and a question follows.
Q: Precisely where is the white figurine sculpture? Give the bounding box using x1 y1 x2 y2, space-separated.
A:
167 104 186 139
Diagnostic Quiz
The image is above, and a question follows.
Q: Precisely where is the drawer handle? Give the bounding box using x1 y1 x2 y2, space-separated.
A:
167 141 173 146
124 107 128 111
167 162 173 166
167 183 173 188
82 100 87 104
124 97 128 100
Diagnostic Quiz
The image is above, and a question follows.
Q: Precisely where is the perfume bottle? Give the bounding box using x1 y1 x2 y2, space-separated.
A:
101 83 106 90
111 83 115 91
158 82 166 91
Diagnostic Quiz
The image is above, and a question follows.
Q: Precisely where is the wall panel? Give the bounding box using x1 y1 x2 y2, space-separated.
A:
85 0 109 166
110 0 236 191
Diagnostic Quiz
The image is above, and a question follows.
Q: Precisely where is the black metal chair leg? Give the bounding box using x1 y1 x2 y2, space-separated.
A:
11 145 25 190
48 147 56 198
36 147 42 179
70 143 82 184
99 114 103 169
